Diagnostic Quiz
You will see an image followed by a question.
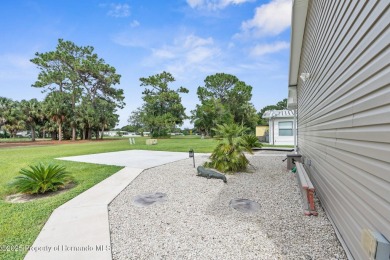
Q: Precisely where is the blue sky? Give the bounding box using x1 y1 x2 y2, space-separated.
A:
0 0 292 128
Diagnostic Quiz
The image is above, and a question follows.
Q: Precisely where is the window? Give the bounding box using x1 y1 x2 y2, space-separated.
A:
279 121 293 136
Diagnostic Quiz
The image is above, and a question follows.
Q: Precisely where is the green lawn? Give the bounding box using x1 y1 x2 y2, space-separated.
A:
0 138 52 143
0 136 217 260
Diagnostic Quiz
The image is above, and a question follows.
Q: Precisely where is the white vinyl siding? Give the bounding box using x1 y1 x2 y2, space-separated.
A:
296 1 390 259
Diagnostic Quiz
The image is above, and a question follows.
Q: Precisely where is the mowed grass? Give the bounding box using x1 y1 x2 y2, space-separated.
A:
0 136 217 260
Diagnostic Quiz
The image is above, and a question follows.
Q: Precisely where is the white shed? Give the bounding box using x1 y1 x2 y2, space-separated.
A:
262 110 295 146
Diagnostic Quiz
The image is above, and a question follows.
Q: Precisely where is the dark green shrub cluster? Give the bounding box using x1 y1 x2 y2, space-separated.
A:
9 163 73 194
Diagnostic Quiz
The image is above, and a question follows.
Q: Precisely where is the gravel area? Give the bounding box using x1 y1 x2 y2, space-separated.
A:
109 152 347 260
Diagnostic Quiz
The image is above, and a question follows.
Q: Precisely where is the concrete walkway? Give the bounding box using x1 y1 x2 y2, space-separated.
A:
25 150 189 260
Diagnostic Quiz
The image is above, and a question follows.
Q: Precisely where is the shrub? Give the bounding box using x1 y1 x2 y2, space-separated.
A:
9 163 73 194
205 142 250 173
205 123 252 173
241 134 262 148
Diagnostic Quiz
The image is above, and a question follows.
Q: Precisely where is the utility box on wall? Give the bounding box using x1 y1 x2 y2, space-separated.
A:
361 229 390 260
286 153 302 170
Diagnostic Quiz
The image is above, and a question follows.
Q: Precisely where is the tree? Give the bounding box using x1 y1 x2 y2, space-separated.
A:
0 97 13 130
127 107 145 133
43 92 72 141
94 98 119 139
20 99 43 141
257 98 288 125
31 39 124 141
31 39 86 140
192 73 258 135
138 71 188 137
0 99 25 138
191 98 233 136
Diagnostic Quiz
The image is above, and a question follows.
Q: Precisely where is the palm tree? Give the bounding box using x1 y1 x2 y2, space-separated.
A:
20 99 43 141
205 123 253 173
1 99 25 138
44 92 71 141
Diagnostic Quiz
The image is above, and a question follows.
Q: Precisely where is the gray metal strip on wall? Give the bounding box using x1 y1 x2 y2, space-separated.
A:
296 1 390 259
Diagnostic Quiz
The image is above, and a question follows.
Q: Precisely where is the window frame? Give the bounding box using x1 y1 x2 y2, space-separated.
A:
278 121 293 136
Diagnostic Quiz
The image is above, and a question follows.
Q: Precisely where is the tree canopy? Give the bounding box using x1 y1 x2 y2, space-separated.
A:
131 71 189 137
191 73 258 136
257 98 287 125
29 39 124 140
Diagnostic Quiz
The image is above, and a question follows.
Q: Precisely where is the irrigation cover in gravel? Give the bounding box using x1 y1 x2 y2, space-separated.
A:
229 198 261 213
132 192 167 207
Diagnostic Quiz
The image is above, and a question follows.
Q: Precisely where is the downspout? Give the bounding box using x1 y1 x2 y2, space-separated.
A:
294 109 297 152
272 117 275 145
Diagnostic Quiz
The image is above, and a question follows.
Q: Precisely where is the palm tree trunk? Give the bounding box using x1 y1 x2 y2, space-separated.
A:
72 126 76 141
101 126 104 139
58 120 62 141
31 125 36 142
88 128 92 140
51 131 56 140
83 128 87 140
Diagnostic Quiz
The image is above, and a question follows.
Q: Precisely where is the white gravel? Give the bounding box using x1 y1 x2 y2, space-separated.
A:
108 152 347 260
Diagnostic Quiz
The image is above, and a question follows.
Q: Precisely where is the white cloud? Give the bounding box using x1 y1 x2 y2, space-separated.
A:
240 0 292 36
153 34 218 64
187 0 254 10
187 0 204 8
130 20 140 27
250 41 289 56
145 34 221 79
107 3 130 18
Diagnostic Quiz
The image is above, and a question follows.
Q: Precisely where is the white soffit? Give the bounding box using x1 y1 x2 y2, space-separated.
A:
289 0 309 87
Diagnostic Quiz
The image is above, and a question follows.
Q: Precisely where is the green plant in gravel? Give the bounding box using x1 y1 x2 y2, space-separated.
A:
205 123 253 173
241 134 262 148
9 163 73 194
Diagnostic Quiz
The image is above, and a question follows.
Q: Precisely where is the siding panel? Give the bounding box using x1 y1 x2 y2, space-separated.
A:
297 1 390 259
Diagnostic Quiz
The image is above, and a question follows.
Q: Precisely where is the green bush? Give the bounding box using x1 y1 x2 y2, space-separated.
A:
241 134 262 148
205 142 250 173
9 163 73 194
205 123 252 173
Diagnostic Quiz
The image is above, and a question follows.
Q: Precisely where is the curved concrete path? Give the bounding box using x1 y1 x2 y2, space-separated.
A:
25 150 189 260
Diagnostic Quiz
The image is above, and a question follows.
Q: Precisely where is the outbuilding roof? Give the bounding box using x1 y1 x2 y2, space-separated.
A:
262 110 295 119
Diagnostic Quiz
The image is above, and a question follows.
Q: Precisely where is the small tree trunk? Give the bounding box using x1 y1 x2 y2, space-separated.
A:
95 130 99 140
101 126 104 139
72 126 76 141
51 131 56 140
31 125 36 142
88 128 92 140
58 121 62 141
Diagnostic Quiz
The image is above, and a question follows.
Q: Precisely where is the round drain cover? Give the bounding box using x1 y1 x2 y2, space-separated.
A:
133 192 167 207
229 198 261 213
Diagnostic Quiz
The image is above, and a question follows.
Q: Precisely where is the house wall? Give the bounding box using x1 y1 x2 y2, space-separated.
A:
296 1 389 259
269 118 294 145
